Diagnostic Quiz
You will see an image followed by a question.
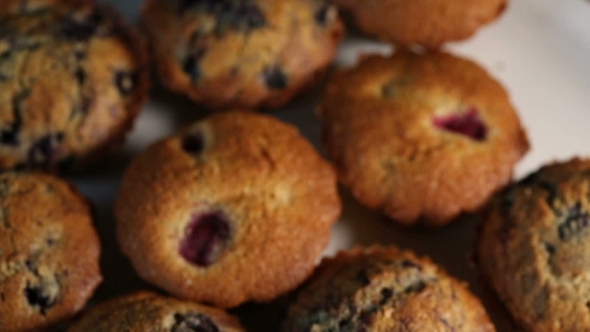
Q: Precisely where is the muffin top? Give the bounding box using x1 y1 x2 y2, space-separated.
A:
115 111 341 308
141 0 344 109
0 0 148 172
0 171 102 331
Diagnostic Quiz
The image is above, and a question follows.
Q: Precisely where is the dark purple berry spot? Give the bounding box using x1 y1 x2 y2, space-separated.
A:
183 55 202 82
179 211 231 267
433 108 487 141
263 66 288 89
558 203 590 241
401 259 422 270
181 0 266 33
115 71 137 96
182 132 205 154
379 288 393 305
24 282 59 315
172 312 219 332
404 280 426 294
228 3 265 31
315 3 334 25
1 90 26 146
60 10 103 41
75 68 86 86
28 133 64 168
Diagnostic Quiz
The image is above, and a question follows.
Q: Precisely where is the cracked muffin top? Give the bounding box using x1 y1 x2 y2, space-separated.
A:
68 291 245 332
282 246 495 332
115 110 341 308
0 0 148 172
477 158 590 331
141 0 344 110
318 51 529 226
0 172 102 332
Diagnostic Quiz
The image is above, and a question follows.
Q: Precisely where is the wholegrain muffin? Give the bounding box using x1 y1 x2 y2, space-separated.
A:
141 0 344 110
69 291 244 332
282 246 495 331
334 0 507 48
0 172 102 331
0 0 149 172
319 51 529 226
115 111 341 308
477 158 590 331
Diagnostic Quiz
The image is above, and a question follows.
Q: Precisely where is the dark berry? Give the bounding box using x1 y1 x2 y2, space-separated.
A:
558 203 590 241
230 3 265 30
182 132 205 154
172 312 219 332
75 68 86 86
179 212 231 267
263 66 288 89
315 3 334 25
404 280 426 294
400 259 422 270
0 90 26 146
28 133 64 168
60 10 103 41
183 56 202 82
379 288 393 305
24 282 59 314
433 108 487 141
115 71 137 96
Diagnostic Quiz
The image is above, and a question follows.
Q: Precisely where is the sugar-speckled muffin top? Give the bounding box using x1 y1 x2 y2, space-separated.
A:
0 172 102 332
319 51 529 226
282 246 495 332
0 0 148 172
68 292 245 332
477 158 590 331
334 0 507 48
141 0 344 110
115 111 341 308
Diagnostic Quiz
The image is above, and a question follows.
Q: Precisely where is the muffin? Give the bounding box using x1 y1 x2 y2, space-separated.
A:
319 51 529 226
334 0 507 48
69 291 244 332
477 158 590 331
0 172 102 331
0 0 149 172
115 111 341 308
141 0 344 109
283 246 495 331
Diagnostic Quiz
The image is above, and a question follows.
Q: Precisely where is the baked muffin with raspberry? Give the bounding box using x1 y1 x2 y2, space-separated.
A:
115 111 341 308
319 51 529 226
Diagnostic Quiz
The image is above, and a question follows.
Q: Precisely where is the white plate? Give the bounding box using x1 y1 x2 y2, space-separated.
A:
74 0 590 330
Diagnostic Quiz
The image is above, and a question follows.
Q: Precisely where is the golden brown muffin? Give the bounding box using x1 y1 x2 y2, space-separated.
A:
115 111 342 308
477 158 590 331
0 0 149 172
141 0 344 110
69 292 245 332
334 0 507 48
282 246 495 332
0 172 102 332
319 51 529 226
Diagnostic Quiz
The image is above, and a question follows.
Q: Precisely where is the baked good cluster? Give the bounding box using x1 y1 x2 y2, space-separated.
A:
0 0 576 331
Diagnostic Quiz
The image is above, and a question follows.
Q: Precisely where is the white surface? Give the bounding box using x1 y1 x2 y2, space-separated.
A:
79 0 590 330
